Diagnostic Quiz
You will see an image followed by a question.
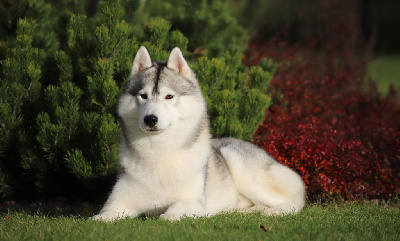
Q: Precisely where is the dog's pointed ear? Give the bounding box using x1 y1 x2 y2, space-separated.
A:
130 46 152 77
167 47 191 79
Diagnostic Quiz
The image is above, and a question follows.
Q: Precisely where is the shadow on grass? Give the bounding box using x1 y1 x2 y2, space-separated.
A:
0 199 102 218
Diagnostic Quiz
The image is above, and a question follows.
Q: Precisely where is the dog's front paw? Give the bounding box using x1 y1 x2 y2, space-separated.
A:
91 212 125 222
160 213 181 221
160 200 205 221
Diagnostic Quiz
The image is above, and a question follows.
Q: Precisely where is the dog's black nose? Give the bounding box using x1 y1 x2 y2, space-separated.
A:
144 115 158 127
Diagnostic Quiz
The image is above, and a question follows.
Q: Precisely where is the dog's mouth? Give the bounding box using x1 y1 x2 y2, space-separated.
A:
141 124 172 134
142 126 163 133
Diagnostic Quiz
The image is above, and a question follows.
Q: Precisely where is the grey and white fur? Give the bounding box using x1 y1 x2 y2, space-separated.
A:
92 46 305 221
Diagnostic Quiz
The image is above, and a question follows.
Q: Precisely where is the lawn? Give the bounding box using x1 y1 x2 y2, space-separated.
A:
1 202 399 241
367 54 400 96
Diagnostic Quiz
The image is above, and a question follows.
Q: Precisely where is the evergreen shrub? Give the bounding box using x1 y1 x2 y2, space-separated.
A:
0 0 273 199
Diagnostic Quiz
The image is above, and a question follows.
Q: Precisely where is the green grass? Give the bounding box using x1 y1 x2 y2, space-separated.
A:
367 54 400 96
1 203 399 241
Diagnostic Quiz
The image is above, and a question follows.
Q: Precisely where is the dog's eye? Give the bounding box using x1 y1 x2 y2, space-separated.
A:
165 94 174 100
140 94 148 99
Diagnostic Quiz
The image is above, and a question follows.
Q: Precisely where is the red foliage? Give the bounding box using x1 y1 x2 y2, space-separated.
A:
245 1 400 201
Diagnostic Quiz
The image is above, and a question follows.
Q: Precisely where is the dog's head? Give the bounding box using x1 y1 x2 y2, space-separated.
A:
118 46 204 134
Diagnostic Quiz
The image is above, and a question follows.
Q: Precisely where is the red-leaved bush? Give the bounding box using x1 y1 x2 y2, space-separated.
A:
245 0 400 201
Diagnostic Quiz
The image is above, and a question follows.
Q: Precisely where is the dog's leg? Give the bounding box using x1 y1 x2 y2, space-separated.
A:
234 174 302 215
160 199 205 221
91 208 138 222
91 193 140 221
91 176 141 221
220 146 305 216
236 193 300 215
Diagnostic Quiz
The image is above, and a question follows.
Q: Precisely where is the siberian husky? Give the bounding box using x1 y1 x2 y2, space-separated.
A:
92 46 305 221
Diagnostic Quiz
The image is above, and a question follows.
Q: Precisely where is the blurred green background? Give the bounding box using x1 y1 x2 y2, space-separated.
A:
260 0 400 96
